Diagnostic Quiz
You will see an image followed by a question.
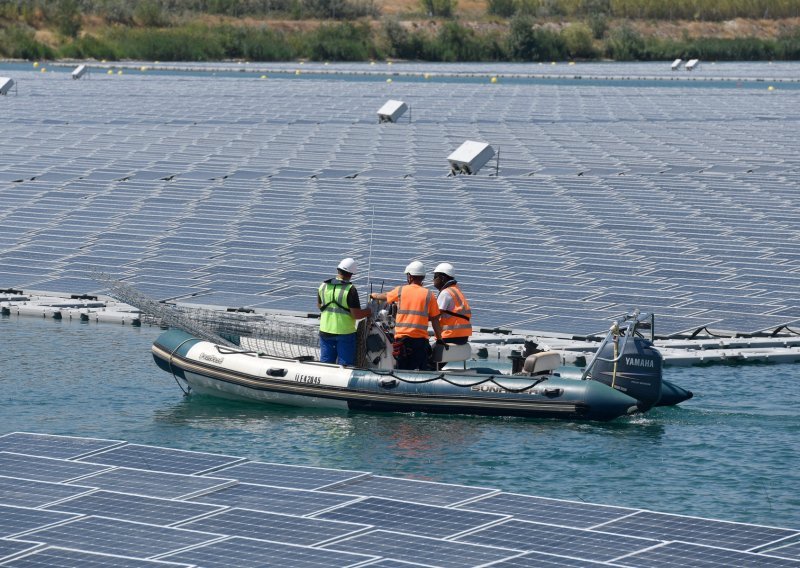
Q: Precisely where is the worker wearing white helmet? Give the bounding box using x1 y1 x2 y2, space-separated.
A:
432 262 472 345
370 260 443 370
317 258 372 366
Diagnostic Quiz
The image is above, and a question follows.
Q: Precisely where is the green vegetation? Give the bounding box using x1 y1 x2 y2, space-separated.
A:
1 0 799 62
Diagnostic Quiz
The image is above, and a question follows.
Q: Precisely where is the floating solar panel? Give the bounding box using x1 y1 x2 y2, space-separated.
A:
315 496 508 539
457 492 636 529
457 519 661 562
0 540 42 564
78 443 246 475
21 516 222 559
323 475 497 507
614 541 800 567
763 541 800 561
323 529 519 568
208 461 369 490
0 504 79 538
596 510 800 552
1 547 194 567
162 535 377 568
486 551 631 567
68 467 236 500
0 476 94 509
176 507 370 546
44 490 224 527
0 452 111 483
189 483 360 516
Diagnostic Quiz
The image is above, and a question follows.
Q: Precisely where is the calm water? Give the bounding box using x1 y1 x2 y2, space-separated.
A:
2 315 798 529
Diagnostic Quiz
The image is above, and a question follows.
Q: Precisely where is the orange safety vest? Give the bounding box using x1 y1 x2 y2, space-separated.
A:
387 284 440 339
439 284 472 339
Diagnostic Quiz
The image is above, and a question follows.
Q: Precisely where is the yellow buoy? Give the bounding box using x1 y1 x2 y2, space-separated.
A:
107 69 113 75
387 61 392 65
324 62 329 66
295 70 301 75
140 66 147 72
370 61 376 66
40 67 46 72
490 76 497 84
551 61 556 65
386 78 392 83
117 70 123 75
260 75 267 79
768 85 775 91
33 62 39 68
424 73 430 80
568 61 575 65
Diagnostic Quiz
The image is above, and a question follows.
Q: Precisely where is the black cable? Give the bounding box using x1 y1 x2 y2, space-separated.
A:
369 369 550 393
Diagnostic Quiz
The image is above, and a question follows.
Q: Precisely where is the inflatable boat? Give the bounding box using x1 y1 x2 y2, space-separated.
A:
152 311 692 421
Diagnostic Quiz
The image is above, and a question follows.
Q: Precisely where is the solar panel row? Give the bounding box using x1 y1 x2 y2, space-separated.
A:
0 432 798 567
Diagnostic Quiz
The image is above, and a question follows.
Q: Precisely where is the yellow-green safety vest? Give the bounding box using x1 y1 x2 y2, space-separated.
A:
318 280 356 335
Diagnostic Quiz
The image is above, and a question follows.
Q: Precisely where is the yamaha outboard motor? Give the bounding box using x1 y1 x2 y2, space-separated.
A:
585 312 663 411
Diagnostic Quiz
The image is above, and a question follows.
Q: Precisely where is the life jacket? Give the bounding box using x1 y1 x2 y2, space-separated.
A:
393 284 437 339
318 280 355 335
439 284 472 339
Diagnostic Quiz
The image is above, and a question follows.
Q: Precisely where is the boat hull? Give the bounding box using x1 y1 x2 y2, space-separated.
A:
152 329 645 421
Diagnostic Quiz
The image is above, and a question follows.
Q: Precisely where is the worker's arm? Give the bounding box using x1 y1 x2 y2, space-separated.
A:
350 307 371 319
431 315 443 341
370 292 387 301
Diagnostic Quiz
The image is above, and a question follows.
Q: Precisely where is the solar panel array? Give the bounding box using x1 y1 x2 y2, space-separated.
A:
1 63 799 338
0 432 798 567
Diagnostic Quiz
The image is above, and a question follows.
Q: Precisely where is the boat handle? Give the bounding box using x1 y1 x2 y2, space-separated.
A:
267 368 288 377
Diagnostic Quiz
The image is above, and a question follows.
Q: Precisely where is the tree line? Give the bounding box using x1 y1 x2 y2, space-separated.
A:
1 0 799 62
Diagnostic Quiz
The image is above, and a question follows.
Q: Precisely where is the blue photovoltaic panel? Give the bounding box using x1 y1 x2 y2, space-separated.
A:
457 492 637 528
67 467 236 500
456 519 661 561
323 529 519 568
209 461 369 489
21 516 222 558
476 551 629 567
764 541 800 561
0 540 42 563
1 547 194 567
163 535 377 568
0 476 94 508
177 507 370 546
0 452 111 483
315 496 508 539
43 490 224 526
323 475 497 507
189 483 360 515
0 432 124 459
596 510 800 552
614 541 800 567
78 443 246 475
353 561 427 567
0 504 79 538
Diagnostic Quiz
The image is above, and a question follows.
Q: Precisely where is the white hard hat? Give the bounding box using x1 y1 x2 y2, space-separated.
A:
434 262 455 278
337 257 357 274
404 260 425 276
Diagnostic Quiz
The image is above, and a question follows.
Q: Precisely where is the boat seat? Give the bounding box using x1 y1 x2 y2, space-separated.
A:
432 342 472 363
522 351 562 375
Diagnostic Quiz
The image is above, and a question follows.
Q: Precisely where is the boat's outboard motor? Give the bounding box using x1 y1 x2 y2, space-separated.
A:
587 320 663 411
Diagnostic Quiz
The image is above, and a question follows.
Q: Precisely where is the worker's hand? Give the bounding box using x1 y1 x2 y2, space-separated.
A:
435 338 448 350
